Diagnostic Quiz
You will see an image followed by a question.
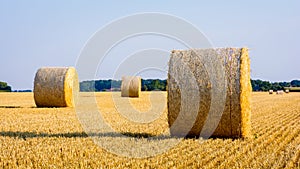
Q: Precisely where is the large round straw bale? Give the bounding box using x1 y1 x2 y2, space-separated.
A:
34 67 79 107
121 76 141 97
168 48 251 138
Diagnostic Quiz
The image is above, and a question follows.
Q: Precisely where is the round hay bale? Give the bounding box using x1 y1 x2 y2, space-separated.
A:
34 67 79 107
285 89 289 93
276 90 284 95
168 48 251 138
121 76 141 97
269 90 274 94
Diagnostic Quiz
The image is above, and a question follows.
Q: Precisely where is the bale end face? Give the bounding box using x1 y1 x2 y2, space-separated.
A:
239 48 252 138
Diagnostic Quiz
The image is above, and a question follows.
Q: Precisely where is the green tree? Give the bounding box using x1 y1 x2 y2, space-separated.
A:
0 81 12 92
291 80 300 87
142 85 148 91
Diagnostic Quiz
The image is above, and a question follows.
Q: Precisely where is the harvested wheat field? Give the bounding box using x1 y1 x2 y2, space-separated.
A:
0 92 299 168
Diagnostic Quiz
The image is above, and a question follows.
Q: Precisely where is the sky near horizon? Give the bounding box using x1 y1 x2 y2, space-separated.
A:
0 1 299 90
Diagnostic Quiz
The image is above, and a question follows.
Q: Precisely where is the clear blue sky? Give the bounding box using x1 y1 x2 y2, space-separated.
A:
1 1 299 90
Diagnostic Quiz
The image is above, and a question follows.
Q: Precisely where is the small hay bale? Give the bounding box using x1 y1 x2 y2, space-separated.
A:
269 90 274 94
34 67 79 107
167 48 251 138
285 89 289 93
121 76 141 97
276 90 284 95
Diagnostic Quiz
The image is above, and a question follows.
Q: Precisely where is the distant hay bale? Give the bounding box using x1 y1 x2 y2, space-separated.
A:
34 67 79 107
168 48 251 138
269 90 274 94
285 89 289 93
276 90 284 95
121 76 141 97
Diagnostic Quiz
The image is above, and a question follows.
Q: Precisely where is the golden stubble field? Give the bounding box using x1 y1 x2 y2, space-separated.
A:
0 92 299 168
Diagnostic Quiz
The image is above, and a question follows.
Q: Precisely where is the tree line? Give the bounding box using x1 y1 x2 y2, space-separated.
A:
80 79 166 92
251 79 300 91
1 79 299 92
80 79 300 92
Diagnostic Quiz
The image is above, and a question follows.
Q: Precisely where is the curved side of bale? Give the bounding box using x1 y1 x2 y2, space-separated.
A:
121 76 141 97
167 50 211 137
211 48 242 138
167 48 251 138
34 67 79 107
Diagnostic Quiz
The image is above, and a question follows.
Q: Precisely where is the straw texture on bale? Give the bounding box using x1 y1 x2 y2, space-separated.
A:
121 76 141 97
34 67 79 107
167 48 251 138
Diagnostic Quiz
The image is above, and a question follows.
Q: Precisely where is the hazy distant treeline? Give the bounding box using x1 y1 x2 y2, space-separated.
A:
251 79 300 91
80 79 300 92
1 79 300 92
80 79 166 92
